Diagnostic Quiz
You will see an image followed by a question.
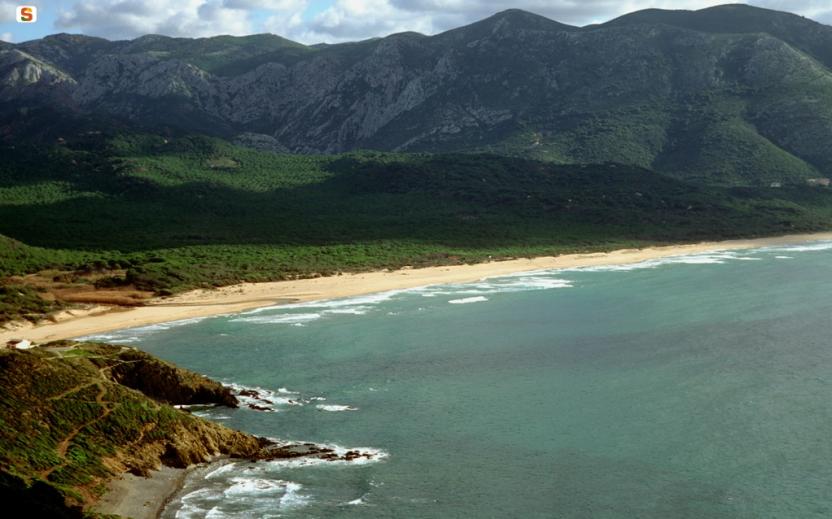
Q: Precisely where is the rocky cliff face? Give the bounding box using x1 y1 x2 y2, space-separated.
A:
102 346 239 407
0 342 262 515
2 5 832 181
0 341 382 517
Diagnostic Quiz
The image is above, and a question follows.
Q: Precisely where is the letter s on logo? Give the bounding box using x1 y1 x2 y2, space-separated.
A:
17 6 37 23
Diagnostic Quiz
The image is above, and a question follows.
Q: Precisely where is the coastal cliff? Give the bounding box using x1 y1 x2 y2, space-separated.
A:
0 342 264 518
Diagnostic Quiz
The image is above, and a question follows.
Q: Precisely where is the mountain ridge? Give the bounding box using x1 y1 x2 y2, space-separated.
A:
3 4 832 185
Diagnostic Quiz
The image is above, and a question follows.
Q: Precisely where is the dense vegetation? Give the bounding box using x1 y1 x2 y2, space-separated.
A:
0 342 262 517
1 133 832 323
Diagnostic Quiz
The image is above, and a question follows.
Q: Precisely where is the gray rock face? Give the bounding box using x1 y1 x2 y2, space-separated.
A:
0 49 77 102
2 5 832 179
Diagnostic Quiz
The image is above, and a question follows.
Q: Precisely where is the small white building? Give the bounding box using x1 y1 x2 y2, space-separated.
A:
6 339 34 350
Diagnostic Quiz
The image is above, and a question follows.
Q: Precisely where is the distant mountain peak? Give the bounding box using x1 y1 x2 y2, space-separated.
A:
482 8 577 31
438 8 576 41
605 2 819 30
41 33 108 44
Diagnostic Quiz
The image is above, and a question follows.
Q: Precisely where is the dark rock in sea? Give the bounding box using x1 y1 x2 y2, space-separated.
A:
255 442 377 463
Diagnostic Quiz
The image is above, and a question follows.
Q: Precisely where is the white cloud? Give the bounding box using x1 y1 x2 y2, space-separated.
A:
55 0 311 40
56 0 253 39
289 0 436 43
223 0 306 9
0 32 12 42
285 0 831 44
0 0 20 22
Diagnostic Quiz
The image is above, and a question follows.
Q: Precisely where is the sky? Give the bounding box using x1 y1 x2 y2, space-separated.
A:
0 0 830 45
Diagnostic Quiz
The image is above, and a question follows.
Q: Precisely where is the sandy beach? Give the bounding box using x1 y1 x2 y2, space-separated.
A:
4 231 832 345
93 466 188 519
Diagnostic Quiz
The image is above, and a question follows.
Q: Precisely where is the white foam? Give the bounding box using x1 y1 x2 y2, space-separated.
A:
278 482 307 508
181 487 214 502
193 411 229 420
205 463 238 480
78 316 209 342
448 296 488 304
260 444 389 469
316 404 358 412
764 241 832 253
242 289 410 315
230 312 322 324
325 306 371 315
775 255 793 259
562 250 755 273
226 382 302 411
416 276 572 299
223 477 286 497
231 290 416 325
127 316 209 334
77 333 141 344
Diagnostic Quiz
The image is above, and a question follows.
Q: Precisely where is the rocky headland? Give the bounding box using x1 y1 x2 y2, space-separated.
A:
0 341 377 518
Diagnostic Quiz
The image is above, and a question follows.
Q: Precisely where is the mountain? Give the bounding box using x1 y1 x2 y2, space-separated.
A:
2 5 832 185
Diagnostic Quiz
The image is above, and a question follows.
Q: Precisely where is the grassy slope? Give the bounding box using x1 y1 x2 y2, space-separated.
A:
1 134 832 321
0 342 262 517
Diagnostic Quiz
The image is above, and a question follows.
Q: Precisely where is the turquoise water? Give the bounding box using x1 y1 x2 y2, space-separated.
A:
86 242 832 518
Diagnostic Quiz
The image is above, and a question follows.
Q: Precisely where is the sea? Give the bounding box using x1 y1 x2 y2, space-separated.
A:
82 241 832 518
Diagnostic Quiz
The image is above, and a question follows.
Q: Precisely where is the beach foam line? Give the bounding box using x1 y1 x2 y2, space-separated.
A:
448 296 488 304
760 241 832 253
234 275 575 324
558 250 763 273
78 316 210 343
7 232 832 346
229 312 322 325
420 276 573 297
241 289 411 315
316 404 358 412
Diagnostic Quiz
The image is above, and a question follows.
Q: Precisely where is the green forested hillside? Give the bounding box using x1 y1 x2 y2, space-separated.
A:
1 134 831 322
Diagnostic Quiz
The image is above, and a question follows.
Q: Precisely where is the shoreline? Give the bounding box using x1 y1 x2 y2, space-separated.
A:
4 231 832 344
92 465 190 519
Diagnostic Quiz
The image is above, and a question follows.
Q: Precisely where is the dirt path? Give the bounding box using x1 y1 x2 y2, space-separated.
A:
40 379 113 479
39 357 150 480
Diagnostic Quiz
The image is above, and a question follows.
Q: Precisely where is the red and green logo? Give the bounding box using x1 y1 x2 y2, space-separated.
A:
17 5 37 23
